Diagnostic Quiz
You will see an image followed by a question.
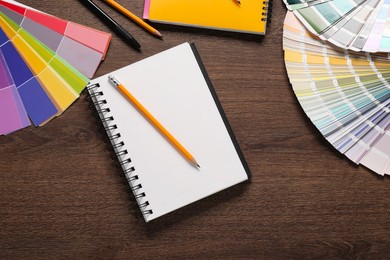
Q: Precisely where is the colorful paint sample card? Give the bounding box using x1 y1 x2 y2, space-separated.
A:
0 0 112 77
0 0 111 58
0 0 112 135
283 0 390 53
283 11 390 176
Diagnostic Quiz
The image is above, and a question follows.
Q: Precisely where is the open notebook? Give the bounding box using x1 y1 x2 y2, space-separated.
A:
87 43 250 222
143 0 272 35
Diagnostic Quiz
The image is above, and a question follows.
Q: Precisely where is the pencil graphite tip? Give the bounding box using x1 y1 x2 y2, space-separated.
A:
193 159 200 169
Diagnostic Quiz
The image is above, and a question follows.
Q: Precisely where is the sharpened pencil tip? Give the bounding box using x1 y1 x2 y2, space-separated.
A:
192 159 200 169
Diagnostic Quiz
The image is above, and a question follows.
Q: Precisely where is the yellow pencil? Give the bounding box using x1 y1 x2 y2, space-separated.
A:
108 75 200 168
103 0 163 38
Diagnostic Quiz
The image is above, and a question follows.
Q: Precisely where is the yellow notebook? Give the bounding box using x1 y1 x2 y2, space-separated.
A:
143 0 272 35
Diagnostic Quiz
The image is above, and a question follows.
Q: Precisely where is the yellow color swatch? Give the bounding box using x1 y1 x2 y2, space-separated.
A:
37 67 78 112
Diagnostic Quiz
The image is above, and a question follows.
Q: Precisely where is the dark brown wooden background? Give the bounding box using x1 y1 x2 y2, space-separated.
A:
1 0 390 259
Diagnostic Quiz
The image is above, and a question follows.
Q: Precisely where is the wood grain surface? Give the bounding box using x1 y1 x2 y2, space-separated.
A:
1 0 390 259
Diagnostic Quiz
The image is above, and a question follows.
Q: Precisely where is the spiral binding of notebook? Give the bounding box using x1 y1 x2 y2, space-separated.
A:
262 0 273 25
87 83 153 217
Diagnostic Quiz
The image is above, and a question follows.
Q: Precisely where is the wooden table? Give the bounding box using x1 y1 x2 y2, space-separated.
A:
1 0 390 258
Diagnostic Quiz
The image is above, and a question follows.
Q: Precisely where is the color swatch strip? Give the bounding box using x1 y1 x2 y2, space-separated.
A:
0 49 30 134
0 1 111 135
283 0 390 53
283 11 390 176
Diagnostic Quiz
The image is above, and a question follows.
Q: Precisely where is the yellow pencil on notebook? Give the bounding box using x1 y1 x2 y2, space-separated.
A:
108 75 200 168
103 0 162 38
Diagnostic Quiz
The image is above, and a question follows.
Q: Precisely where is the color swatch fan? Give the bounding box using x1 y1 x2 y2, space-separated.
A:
283 11 390 176
283 0 390 53
0 0 111 135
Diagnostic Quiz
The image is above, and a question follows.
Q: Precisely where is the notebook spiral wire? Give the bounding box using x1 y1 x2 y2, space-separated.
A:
261 0 273 24
86 83 153 217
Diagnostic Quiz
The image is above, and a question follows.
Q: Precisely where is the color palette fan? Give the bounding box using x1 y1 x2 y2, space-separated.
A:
0 0 111 135
283 0 390 53
283 11 390 176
